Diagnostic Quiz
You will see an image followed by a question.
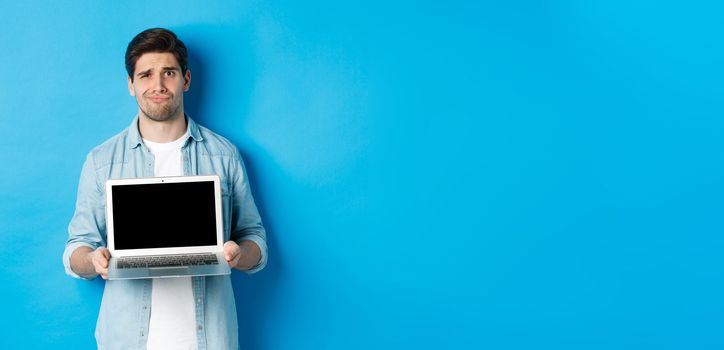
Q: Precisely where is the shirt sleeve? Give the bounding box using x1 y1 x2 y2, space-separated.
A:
229 147 268 274
63 152 107 280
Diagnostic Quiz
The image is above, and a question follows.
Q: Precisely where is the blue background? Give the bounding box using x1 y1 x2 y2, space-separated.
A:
1 1 722 349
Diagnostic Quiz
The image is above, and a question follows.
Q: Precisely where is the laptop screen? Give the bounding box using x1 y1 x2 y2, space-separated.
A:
111 181 218 250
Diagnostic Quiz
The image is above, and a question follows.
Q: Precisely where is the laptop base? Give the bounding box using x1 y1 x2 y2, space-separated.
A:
107 253 231 280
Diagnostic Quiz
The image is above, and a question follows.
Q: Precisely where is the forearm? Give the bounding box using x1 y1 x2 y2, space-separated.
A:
70 246 98 279
234 240 261 271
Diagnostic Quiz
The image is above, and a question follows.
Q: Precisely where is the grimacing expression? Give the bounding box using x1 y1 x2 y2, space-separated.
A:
128 52 190 122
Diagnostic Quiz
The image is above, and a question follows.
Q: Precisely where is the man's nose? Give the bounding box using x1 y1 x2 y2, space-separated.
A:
152 74 167 92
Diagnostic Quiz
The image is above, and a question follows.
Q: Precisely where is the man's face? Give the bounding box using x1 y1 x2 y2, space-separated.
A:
128 52 191 122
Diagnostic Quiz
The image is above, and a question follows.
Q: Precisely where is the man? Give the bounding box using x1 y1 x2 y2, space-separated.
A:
63 28 267 349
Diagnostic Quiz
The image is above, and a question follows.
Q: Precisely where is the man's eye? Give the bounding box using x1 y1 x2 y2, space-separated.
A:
164 71 175 77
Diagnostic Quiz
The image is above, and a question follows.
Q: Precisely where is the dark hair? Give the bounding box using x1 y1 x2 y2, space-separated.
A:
125 28 188 81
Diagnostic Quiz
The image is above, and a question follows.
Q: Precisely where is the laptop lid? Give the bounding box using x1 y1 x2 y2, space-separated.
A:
105 175 224 257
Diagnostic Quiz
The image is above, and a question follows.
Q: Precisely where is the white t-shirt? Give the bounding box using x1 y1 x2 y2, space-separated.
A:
143 131 198 350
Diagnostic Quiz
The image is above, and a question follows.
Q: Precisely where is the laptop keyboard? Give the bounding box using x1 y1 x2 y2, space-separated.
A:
117 254 219 269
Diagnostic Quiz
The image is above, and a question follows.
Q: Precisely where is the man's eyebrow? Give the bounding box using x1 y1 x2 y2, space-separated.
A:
162 66 180 71
135 69 152 77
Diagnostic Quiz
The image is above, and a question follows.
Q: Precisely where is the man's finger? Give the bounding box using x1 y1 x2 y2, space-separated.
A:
227 255 240 267
97 255 109 268
92 250 109 269
225 249 239 262
224 247 240 266
224 244 239 258
95 248 110 268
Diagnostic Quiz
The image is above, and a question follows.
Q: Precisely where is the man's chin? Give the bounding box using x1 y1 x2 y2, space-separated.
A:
145 115 173 122
140 107 177 122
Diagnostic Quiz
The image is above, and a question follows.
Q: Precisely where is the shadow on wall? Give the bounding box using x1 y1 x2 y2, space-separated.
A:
184 48 207 126
183 31 283 349
181 22 256 129
232 142 284 350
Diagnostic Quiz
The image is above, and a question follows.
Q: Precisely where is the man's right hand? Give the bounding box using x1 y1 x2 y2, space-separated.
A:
89 247 111 280
70 246 111 280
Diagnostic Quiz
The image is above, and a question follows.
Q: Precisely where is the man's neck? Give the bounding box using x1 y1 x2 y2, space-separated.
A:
138 113 187 143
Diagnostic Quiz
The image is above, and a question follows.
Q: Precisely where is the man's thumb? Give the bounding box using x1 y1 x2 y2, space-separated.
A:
98 247 110 259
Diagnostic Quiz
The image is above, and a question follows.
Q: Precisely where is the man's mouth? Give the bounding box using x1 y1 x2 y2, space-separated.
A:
147 95 171 103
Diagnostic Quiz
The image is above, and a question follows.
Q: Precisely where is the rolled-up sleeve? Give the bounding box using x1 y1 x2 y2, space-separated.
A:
229 148 268 274
63 152 107 280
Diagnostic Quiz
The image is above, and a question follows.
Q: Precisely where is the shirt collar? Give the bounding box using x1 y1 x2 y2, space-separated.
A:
127 114 204 149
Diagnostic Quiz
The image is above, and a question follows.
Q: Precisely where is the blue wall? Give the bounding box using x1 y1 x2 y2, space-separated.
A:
1 1 722 349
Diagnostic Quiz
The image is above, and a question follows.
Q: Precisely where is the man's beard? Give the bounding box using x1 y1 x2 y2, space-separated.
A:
139 94 180 122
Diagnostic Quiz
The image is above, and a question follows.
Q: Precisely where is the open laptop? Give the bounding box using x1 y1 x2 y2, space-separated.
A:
105 175 231 280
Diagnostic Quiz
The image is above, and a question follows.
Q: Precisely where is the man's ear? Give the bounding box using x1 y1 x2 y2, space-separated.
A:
183 69 191 92
128 76 136 96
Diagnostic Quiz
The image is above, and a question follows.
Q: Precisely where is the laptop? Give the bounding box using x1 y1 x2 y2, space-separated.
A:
105 175 231 280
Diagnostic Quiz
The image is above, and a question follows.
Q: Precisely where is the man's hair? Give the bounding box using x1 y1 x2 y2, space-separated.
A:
125 28 188 81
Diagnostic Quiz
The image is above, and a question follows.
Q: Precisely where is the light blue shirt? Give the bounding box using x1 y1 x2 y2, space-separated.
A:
63 116 268 350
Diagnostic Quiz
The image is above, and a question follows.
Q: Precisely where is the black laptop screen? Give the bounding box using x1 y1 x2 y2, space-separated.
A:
111 181 218 250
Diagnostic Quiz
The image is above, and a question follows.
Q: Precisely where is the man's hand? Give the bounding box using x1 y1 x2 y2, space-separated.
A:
89 247 111 280
224 241 242 268
223 240 261 271
70 246 111 280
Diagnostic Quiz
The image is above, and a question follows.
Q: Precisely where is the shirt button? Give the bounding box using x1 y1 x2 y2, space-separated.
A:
197 298 201 304
197 325 203 331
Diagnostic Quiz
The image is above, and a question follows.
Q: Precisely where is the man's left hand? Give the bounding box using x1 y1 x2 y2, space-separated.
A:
223 241 242 268
223 240 262 271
